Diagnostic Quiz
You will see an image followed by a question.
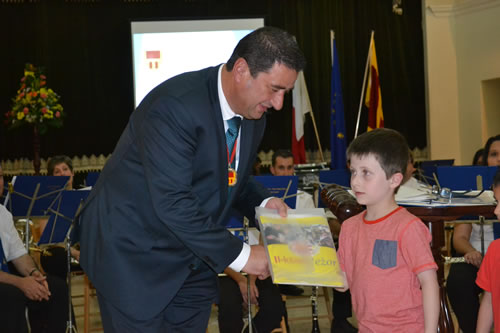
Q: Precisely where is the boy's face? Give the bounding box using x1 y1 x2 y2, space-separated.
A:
349 153 402 207
494 185 500 220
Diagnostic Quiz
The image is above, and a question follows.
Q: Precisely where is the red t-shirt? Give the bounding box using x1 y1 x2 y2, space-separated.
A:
338 206 437 333
476 238 500 333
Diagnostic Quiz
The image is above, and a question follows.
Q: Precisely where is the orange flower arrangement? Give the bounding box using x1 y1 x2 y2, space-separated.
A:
5 63 64 134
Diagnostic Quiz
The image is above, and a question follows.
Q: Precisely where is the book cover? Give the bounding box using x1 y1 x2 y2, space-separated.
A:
256 207 345 287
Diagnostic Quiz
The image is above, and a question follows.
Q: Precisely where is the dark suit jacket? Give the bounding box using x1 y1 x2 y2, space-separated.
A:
79 66 269 320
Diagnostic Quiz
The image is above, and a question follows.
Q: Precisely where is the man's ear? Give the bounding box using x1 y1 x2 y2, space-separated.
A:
270 166 275 176
233 58 250 83
389 172 403 189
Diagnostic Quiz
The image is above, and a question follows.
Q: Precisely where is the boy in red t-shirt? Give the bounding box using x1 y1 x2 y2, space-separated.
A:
336 128 439 333
476 169 500 333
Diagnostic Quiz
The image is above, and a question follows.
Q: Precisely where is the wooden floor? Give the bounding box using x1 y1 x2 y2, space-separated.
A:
70 277 341 333
70 275 467 333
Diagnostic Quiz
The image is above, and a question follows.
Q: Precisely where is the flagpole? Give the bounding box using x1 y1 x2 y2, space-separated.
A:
330 30 334 66
308 111 325 163
354 30 375 138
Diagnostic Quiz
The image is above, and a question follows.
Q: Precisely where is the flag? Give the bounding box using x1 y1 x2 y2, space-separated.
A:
292 71 312 164
365 35 384 131
330 32 347 170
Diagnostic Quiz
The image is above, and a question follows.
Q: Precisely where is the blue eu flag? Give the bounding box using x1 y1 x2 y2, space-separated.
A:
330 35 347 170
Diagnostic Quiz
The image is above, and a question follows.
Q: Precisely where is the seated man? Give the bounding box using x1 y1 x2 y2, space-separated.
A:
218 267 286 333
0 165 69 333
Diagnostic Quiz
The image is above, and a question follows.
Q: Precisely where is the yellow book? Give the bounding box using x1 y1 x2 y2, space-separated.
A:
256 207 345 287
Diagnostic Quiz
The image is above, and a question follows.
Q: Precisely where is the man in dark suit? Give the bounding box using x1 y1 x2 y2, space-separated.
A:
79 26 306 332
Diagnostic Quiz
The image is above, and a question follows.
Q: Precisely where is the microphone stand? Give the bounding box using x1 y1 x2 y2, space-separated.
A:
51 201 84 333
65 222 77 333
243 217 254 333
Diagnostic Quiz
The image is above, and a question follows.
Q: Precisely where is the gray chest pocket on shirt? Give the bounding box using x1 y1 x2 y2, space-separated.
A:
372 239 397 269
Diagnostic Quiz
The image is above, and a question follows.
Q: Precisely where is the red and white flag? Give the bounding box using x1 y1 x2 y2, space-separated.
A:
292 71 312 164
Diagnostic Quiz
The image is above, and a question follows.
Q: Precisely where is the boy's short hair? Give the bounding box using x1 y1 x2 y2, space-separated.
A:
347 128 409 179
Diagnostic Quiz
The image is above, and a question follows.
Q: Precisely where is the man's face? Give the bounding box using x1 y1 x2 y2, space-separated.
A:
233 61 298 120
271 156 295 176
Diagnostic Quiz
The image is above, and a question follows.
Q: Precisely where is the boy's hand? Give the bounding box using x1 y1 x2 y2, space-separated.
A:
334 271 349 292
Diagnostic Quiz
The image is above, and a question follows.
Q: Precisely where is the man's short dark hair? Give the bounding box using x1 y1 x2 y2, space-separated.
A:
47 155 73 175
272 149 294 167
347 128 409 179
226 26 306 77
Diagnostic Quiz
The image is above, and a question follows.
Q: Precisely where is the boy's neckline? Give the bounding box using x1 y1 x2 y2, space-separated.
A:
363 206 403 224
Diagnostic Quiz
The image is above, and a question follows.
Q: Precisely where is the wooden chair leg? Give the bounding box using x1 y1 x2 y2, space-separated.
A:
84 275 90 333
322 286 333 324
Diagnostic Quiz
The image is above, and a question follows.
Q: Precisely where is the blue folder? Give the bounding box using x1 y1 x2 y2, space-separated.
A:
436 165 499 191
254 175 298 209
6 176 69 218
38 190 90 244
85 172 100 187
419 159 454 186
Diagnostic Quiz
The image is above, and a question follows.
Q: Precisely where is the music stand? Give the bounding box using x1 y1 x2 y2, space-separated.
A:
44 190 89 333
84 172 100 187
254 175 298 208
419 159 454 186
436 165 498 191
5 176 69 250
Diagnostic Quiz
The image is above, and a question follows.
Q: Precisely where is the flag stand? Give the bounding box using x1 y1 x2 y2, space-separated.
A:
354 30 375 139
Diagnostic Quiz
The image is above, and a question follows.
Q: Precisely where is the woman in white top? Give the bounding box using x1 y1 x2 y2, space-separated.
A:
447 134 500 333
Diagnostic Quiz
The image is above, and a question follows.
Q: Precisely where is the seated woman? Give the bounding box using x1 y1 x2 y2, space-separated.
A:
446 134 500 333
47 155 74 190
40 155 80 279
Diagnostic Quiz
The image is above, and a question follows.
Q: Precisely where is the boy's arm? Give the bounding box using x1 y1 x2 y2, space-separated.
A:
476 291 493 333
417 269 439 333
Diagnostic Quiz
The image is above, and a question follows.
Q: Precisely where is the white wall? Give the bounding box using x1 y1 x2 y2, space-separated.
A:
424 0 500 164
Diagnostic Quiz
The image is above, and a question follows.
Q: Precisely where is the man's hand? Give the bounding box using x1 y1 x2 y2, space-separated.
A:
264 198 288 217
18 274 51 301
237 275 259 307
242 245 270 280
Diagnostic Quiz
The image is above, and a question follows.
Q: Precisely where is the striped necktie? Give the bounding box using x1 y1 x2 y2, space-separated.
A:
226 117 241 169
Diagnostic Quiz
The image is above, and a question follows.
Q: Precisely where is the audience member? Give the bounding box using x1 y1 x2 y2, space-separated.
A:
0 164 69 333
473 148 485 166
336 128 439 332
475 169 500 333
253 156 262 176
47 155 74 190
270 149 315 209
447 134 500 333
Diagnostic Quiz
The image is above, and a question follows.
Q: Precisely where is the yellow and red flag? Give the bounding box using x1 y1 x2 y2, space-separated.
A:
365 36 384 131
